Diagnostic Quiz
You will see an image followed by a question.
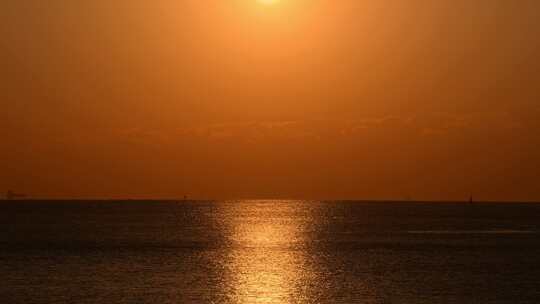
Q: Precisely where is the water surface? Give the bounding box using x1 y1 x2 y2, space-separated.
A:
1 200 540 303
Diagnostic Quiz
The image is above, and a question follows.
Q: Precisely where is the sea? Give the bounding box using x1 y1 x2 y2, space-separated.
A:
1 200 540 303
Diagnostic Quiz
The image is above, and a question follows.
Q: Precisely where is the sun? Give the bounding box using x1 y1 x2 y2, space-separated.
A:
257 0 280 5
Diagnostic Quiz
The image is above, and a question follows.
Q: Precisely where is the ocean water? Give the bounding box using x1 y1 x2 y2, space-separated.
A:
1 200 540 303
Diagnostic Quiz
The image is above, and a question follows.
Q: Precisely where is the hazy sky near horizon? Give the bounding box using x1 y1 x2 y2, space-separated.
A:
1 0 540 200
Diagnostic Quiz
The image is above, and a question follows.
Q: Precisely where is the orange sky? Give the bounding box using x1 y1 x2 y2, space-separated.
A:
1 0 540 200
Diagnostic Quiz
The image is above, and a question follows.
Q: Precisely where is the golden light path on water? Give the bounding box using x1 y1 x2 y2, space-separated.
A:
220 201 314 303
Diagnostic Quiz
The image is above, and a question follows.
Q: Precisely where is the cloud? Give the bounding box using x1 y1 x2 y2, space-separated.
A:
175 120 317 142
103 110 533 148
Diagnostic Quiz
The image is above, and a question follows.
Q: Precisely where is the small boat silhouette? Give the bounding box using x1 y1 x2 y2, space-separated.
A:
5 190 26 200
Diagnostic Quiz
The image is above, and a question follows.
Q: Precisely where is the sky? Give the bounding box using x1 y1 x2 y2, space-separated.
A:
1 0 540 200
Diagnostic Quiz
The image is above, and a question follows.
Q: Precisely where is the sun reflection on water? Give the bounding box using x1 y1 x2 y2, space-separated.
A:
220 201 313 303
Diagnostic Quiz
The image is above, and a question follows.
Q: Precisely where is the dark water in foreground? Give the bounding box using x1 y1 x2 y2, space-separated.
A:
1 200 540 303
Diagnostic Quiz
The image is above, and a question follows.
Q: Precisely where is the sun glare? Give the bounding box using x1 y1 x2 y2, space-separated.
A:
258 0 280 5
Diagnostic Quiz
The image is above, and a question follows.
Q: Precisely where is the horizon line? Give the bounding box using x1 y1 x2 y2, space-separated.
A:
2 198 540 204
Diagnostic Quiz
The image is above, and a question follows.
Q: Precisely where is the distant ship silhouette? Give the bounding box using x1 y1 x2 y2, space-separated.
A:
5 190 26 200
